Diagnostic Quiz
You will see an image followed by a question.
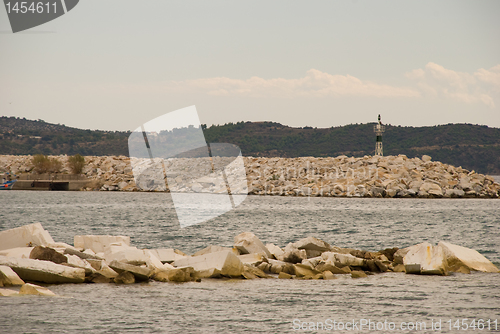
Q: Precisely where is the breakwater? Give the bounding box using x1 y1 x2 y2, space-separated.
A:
1 154 499 198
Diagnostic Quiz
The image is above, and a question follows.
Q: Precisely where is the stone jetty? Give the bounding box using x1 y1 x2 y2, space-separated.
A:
1 154 499 198
0 223 498 296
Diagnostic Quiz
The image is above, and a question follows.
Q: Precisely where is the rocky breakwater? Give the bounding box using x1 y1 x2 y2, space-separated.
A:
1 154 499 198
0 223 498 297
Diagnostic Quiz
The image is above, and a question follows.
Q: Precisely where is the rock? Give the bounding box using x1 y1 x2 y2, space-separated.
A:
322 271 336 280
19 283 56 296
315 261 350 274
403 242 448 275
0 265 24 286
0 256 85 283
420 182 443 197
63 255 96 275
114 271 135 284
393 248 410 264
422 155 432 162
149 249 187 264
393 264 406 272
108 261 151 281
0 288 19 296
173 250 243 278
282 244 307 263
268 259 295 274
64 247 103 260
438 241 499 273
74 235 130 253
0 247 34 259
321 252 365 267
294 237 331 252
378 247 398 261
243 265 269 278
351 271 368 278
0 223 54 251
29 246 68 264
193 245 232 257
278 272 293 279
265 243 284 260
154 267 194 282
294 264 320 278
238 253 267 265
374 260 388 272
85 273 113 283
444 189 465 198
104 245 147 265
234 232 272 257
192 268 222 279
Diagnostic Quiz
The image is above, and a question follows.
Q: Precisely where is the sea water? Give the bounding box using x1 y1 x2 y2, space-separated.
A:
0 191 499 333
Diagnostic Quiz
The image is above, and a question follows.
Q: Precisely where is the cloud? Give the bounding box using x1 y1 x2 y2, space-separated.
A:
165 69 420 99
406 62 499 107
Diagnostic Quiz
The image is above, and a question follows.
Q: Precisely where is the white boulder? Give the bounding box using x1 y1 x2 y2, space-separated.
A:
0 265 24 286
238 253 266 265
148 249 187 264
0 288 19 296
294 236 331 252
0 223 54 251
19 283 56 296
438 241 499 273
0 247 34 259
74 235 130 253
265 243 284 260
103 245 147 265
403 242 448 275
234 232 272 257
0 256 85 283
173 250 243 277
321 252 365 267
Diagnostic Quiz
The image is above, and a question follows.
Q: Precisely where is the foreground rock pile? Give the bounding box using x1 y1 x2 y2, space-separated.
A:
0 223 498 297
1 154 499 198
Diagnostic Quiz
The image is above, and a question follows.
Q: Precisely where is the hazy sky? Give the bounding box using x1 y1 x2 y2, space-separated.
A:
1 1 499 131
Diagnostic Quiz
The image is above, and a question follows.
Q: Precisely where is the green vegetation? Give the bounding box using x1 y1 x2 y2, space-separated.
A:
1 117 499 174
67 154 85 174
32 154 62 174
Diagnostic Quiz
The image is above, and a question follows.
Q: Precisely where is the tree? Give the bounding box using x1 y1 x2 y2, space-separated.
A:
68 154 85 174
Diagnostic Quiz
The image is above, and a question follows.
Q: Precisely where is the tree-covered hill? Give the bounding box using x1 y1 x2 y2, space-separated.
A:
1 116 499 174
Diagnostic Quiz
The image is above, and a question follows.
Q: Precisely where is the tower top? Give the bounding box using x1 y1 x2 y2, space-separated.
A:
378 114 381 123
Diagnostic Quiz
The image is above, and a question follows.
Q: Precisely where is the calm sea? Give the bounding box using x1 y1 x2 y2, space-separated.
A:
0 191 499 333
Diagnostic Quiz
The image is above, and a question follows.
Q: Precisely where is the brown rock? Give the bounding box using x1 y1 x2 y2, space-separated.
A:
114 271 135 284
378 247 398 261
153 267 194 282
85 273 112 283
30 246 67 264
351 270 368 278
278 272 292 279
392 264 406 272
315 261 350 274
374 260 389 272
322 271 336 280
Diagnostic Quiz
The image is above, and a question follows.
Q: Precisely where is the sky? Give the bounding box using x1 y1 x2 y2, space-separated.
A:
1 0 499 131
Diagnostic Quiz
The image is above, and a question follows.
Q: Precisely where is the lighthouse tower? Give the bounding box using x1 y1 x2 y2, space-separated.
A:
374 114 385 156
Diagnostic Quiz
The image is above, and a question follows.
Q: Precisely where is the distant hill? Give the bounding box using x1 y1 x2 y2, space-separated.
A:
1 116 499 174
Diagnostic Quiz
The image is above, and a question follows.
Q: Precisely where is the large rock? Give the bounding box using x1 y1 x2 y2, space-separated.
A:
438 241 499 273
403 242 448 275
30 246 68 264
19 283 56 296
0 223 54 251
315 261 351 274
294 237 331 252
104 245 147 265
114 271 135 284
321 252 365 267
238 253 267 265
282 244 307 263
0 247 34 259
294 264 320 278
173 250 243 278
265 243 284 260
0 265 24 286
149 249 187 264
108 261 151 281
0 288 19 296
234 232 272 257
154 267 195 282
193 245 232 257
74 235 130 253
0 256 85 283
63 255 96 275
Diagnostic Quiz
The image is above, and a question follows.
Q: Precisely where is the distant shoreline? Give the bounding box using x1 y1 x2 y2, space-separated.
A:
1 154 499 199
